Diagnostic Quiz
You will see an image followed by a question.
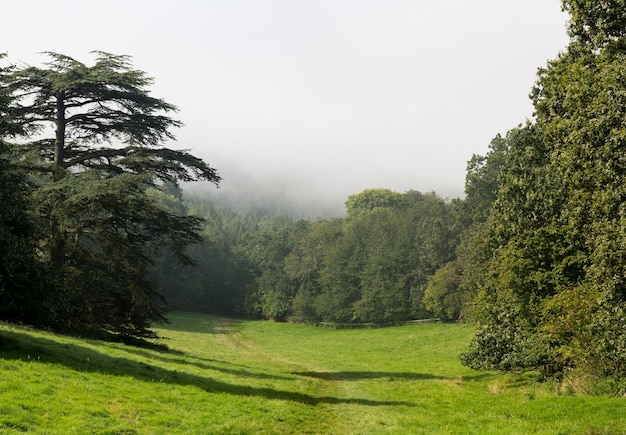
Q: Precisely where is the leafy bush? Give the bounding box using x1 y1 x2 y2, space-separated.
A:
461 296 549 371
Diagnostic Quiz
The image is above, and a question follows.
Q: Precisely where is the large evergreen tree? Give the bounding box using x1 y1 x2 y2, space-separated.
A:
1 52 220 339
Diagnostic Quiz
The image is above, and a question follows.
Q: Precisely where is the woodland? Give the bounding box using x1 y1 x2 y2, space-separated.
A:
2 0 626 394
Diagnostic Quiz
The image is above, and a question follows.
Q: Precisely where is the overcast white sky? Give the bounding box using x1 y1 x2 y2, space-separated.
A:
3 1 570 215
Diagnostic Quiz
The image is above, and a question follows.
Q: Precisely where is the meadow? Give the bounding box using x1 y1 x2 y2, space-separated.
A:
1 312 625 434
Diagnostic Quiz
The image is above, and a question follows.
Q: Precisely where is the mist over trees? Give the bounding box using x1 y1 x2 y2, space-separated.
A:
150 188 460 324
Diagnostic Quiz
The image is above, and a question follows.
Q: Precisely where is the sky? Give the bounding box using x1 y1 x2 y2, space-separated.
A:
2 1 570 216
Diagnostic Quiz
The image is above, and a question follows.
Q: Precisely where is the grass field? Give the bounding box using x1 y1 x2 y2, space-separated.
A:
1 312 626 434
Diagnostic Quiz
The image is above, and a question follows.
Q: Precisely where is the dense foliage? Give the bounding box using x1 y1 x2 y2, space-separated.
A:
0 57 54 326
460 0 626 393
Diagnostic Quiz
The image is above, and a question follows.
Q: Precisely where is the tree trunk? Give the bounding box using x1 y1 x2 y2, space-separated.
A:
54 91 65 168
51 91 66 269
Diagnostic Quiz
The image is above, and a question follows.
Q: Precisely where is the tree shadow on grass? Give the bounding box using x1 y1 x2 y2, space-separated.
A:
294 371 496 384
155 314 244 334
116 345 295 382
293 371 449 381
0 329 412 407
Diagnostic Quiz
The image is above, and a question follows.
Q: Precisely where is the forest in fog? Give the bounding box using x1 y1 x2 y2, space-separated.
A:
152 188 463 324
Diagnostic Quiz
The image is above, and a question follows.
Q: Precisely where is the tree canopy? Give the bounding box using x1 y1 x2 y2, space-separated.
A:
5 51 219 183
562 0 626 49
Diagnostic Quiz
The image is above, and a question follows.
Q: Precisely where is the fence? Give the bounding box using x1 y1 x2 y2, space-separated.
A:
315 318 441 329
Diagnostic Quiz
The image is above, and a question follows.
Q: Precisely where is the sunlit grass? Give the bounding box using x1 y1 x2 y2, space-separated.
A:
0 312 625 433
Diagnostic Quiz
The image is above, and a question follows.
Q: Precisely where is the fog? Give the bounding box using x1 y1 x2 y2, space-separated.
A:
2 1 570 217
184 165 350 218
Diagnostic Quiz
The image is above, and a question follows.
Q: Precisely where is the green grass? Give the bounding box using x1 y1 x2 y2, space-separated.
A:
1 313 626 434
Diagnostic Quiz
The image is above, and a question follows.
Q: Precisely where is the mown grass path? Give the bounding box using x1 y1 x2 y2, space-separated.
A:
1 313 626 433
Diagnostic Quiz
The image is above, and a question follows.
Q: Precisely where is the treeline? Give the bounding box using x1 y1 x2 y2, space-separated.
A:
152 189 462 324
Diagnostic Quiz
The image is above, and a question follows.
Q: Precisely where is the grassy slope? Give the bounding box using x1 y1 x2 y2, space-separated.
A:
0 313 624 434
